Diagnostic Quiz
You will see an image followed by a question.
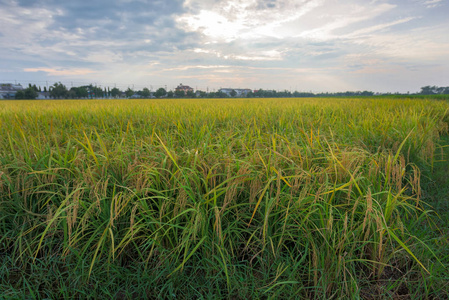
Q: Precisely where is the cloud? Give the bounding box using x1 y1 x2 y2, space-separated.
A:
24 67 96 76
177 0 324 42
423 0 442 8
343 17 416 38
295 3 397 40
0 0 448 93
0 0 190 67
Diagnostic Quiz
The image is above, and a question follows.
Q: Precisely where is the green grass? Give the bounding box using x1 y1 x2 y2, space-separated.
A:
1 97 448 299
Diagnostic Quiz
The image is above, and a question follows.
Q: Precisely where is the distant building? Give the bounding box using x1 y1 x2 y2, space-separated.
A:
37 92 50 99
219 88 252 97
175 83 194 94
130 93 142 99
0 83 23 99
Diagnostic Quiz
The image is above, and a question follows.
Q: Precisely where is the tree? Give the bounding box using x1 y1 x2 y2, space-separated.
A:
420 85 449 95
50 82 68 99
28 84 39 92
95 87 103 98
254 89 263 97
167 90 174 98
217 91 227 98
208 91 227 98
197 90 207 98
141 87 151 98
15 87 38 99
88 85 103 98
125 88 134 98
186 90 195 98
24 87 38 99
246 91 254 98
111 87 121 98
420 86 436 95
69 87 88 98
79 87 89 98
15 90 25 99
361 90 374 96
67 89 77 99
230 89 237 97
174 89 185 98
155 87 167 98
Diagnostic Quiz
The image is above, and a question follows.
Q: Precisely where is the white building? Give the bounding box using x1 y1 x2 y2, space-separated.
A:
0 83 23 99
37 92 51 99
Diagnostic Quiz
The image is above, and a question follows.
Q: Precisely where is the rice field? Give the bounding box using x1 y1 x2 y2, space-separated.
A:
1 97 449 298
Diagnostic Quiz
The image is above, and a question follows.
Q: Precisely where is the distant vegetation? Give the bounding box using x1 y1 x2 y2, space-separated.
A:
9 82 449 99
420 85 449 95
14 84 39 100
1 97 448 298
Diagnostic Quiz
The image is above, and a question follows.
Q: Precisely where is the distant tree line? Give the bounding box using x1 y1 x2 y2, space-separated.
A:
420 85 449 95
245 90 375 98
41 83 170 99
164 89 376 98
11 82 379 100
11 82 449 100
15 84 39 99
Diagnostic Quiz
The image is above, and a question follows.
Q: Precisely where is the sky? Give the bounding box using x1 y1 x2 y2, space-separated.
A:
0 0 448 93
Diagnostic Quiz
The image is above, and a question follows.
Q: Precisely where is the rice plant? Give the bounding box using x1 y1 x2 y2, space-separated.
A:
1 97 448 298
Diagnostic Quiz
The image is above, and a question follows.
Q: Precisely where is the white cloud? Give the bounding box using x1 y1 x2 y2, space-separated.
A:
24 67 96 76
190 47 283 61
232 50 283 61
84 51 123 64
177 0 323 41
0 3 60 43
424 0 442 8
343 17 415 38
296 3 396 40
